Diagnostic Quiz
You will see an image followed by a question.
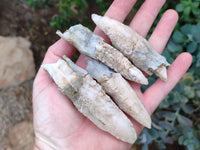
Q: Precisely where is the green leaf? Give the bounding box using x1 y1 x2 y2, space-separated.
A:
172 30 187 43
180 95 189 103
193 80 200 90
183 139 190 145
193 138 200 147
173 83 182 93
187 144 195 150
187 41 197 53
196 90 200 98
149 128 159 139
183 6 191 16
182 76 194 86
192 55 196 64
159 111 176 121
159 121 175 131
180 24 192 35
162 50 174 63
181 105 194 114
192 2 199 8
159 96 171 108
140 129 152 144
167 41 182 52
178 136 185 144
176 3 184 12
50 21 57 27
197 51 200 59
80 0 87 7
172 104 181 110
196 58 200 67
190 26 200 41
192 7 200 15
177 114 192 127
162 49 171 57
181 73 194 86
182 128 193 138
183 86 195 99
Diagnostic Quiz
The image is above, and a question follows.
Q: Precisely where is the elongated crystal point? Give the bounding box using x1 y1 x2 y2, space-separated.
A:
154 65 168 81
92 13 170 81
87 60 151 128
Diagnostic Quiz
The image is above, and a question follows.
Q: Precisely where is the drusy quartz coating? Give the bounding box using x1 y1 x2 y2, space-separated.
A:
87 60 151 128
56 24 148 85
42 56 137 144
92 14 170 81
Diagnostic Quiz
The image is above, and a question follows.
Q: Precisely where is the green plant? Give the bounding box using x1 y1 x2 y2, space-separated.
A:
139 77 200 149
50 0 110 30
95 0 111 15
139 1 200 149
138 22 200 150
50 0 88 30
137 1 200 149
167 24 200 77
27 0 53 9
176 0 200 25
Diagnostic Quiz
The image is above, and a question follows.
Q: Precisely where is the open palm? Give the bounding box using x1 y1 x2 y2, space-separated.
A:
33 0 192 149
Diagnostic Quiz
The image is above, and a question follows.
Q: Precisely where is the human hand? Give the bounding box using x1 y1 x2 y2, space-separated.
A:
32 0 192 149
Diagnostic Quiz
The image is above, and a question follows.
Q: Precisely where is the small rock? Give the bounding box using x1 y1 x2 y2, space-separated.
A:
0 36 35 89
8 121 34 150
0 80 33 148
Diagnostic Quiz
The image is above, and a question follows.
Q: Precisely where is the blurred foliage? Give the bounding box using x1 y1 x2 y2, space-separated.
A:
138 0 200 150
27 0 53 9
50 0 89 30
27 0 110 30
176 0 200 25
50 0 110 30
27 0 200 149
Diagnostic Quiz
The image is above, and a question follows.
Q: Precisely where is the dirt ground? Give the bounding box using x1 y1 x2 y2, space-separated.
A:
0 0 59 71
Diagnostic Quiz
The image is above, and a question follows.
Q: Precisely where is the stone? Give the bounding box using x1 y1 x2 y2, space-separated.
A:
92 14 170 81
8 121 34 150
0 36 35 89
0 80 33 149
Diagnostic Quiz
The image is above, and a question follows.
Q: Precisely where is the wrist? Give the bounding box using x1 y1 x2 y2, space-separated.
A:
33 135 57 150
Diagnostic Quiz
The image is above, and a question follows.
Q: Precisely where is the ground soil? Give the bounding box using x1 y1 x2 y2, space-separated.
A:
0 0 59 71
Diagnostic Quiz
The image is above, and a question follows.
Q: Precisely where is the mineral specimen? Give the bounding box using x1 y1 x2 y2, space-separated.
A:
42 56 137 144
56 25 148 85
86 59 151 128
92 14 170 81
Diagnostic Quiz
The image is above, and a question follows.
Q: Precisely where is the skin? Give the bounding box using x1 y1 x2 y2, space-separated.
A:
33 0 193 149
